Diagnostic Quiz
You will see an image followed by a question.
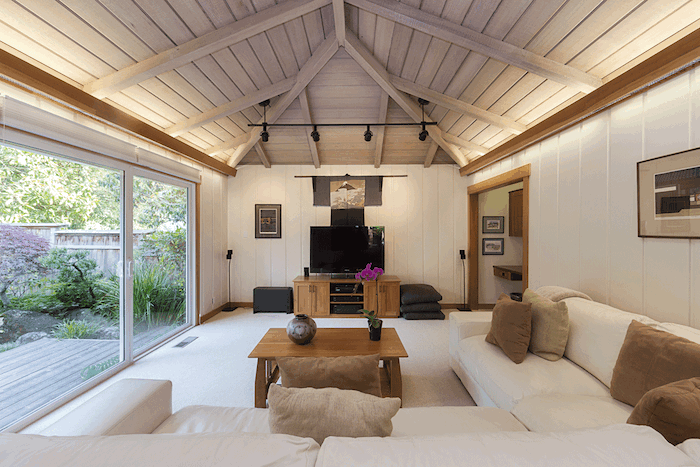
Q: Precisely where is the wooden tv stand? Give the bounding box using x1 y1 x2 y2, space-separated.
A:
293 275 400 318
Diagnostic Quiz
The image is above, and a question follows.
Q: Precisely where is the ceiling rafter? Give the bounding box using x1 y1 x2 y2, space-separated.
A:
227 33 339 167
83 0 331 99
333 0 346 46
345 0 602 93
373 91 389 168
299 87 321 168
167 77 295 137
442 133 488 154
344 30 467 166
389 75 527 135
254 142 271 168
207 133 251 157
424 141 438 168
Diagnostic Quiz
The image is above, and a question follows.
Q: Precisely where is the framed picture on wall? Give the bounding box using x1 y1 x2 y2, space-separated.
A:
637 148 700 238
482 216 505 234
482 238 504 255
255 204 282 239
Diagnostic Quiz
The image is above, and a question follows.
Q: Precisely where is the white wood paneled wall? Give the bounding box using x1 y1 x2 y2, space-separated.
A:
466 68 700 328
227 165 468 303
199 168 229 318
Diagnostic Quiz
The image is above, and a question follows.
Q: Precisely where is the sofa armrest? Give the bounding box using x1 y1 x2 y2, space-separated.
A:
449 312 492 359
40 378 172 436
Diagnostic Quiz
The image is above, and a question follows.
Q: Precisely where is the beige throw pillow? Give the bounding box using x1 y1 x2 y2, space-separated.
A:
523 288 569 361
276 354 381 397
267 385 400 444
611 320 700 406
485 293 532 364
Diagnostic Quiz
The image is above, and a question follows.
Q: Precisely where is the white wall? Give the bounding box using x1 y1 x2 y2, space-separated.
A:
228 164 468 304
466 68 700 328
478 182 523 303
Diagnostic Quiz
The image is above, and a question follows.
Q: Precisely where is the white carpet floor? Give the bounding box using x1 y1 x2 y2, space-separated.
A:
23 308 474 433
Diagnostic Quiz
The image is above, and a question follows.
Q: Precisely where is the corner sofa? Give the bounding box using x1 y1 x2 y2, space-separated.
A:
449 291 700 434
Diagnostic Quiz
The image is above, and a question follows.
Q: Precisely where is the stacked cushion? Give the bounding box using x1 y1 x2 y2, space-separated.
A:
399 284 444 320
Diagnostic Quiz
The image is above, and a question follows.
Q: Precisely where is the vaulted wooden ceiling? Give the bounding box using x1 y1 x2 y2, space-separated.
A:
0 0 699 172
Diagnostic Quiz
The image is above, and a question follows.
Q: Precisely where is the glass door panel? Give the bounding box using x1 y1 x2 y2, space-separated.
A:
131 176 188 354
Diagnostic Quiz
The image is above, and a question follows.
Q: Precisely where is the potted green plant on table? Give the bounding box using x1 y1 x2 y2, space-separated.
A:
355 263 384 341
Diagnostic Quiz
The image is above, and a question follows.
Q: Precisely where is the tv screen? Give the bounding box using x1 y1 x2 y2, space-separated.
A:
310 226 384 274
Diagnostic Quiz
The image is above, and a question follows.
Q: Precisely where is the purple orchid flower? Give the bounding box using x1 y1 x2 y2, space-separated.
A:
355 263 384 281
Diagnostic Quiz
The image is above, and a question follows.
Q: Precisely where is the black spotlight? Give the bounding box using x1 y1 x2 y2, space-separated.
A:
418 123 428 141
310 125 320 142
260 123 269 142
364 125 373 142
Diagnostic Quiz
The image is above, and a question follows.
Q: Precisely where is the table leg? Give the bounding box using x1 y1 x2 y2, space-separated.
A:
385 358 402 406
255 358 267 408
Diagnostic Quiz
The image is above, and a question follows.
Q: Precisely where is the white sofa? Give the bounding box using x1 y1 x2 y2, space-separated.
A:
449 295 700 434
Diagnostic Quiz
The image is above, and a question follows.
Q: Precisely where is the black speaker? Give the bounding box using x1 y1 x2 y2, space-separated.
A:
304 267 309 277
459 249 466 260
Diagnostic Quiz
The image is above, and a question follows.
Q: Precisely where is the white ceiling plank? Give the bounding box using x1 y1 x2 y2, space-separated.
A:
344 30 467 166
372 15 395 67
84 0 332 98
299 87 321 167
227 32 339 166
254 142 272 167
167 77 295 136
374 91 389 167
424 141 438 167
345 0 602 93
333 0 346 45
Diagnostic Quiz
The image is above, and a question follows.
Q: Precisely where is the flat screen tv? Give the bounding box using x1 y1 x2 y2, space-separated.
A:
310 226 384 274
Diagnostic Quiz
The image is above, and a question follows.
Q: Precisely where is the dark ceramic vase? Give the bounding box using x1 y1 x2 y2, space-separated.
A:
287 314 317 345
369 319 383 341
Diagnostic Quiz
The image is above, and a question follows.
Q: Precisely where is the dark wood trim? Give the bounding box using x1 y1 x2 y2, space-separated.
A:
200 303 226 324
476 303 496 310
195 182 202 325
468 165 531 194
460 27 700 176
0 49 237 177
468 192 479 310
522 176 529 292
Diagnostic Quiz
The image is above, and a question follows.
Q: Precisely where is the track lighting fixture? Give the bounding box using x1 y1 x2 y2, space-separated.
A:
364 125 373 142
419 123 428 141
259 99 270 142
418 98 429 142
310 125 320 142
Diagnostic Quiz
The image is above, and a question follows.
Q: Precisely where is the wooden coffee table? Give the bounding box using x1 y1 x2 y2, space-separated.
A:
248 328 408 408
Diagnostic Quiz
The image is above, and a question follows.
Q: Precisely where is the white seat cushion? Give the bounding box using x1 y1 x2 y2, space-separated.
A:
458 335 610 411
511 394 634 432
390 407 527 437
153 406 270 434
563 298 658 388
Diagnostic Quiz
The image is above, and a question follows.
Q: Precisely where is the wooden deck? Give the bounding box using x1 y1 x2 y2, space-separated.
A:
0 329 168 430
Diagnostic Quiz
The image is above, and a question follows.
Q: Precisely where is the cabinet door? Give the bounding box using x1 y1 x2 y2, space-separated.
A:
313 282 331 317
363 281 377 314
379 282 400 317
295 283 314 315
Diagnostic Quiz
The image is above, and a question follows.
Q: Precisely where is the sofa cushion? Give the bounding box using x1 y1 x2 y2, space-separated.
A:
268 385 400 445
611 321 700 406
511 394 633 432
153 406 270 434
652 322 700 345
678 439 700 464
390 407 527 437
457 335 611 411
562 297 658 388
627 378 700 445
400 284 442 305
400 302 442 313
523 288 569 361
485 293 532 364
276 354 381 397
0 432 320 467
313 424 695 467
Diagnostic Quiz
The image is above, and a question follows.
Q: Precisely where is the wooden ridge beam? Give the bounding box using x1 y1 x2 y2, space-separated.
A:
167 77 295 137
346 0 601 93
0 48 236 177
227 33 339 167
299 87 321 168
333 0 346 46
374 91 389 168
344 30 467 166
84 0 331 98
460 26 700 176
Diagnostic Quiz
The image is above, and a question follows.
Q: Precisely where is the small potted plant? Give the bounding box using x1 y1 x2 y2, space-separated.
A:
362 309 382 341
355 263 384 341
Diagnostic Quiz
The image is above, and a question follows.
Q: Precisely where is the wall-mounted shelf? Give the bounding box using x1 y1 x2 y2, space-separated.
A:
494 265 523 281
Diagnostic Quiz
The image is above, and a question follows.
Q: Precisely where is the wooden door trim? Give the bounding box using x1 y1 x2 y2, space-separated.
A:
468 164 530 309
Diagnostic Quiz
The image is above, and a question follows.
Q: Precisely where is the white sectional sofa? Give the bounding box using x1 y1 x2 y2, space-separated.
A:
449 294 700 433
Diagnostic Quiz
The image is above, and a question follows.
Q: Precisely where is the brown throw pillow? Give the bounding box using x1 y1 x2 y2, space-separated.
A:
267 385 400 444
276 354 381 397
627 378 700 445
523 288 569 361
611 320 700 406
485 293 532 364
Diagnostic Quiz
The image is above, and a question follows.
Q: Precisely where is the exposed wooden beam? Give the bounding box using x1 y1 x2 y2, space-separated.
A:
442 133 488 154
423 141 438 168
346 0 602 93
344 31 467 166
299 87 321 168
460 26 700 176
333 0 346 46
0 49 236 177
207 133 252 157
167 77 295 137
83 0 331 98
227 33 339 167
374 91 389 168
254 142 271 168
390 75 526 135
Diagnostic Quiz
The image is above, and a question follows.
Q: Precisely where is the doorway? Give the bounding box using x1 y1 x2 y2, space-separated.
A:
468 165 530 309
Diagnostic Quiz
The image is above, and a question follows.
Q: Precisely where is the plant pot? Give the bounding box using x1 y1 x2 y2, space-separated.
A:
368 319 383 341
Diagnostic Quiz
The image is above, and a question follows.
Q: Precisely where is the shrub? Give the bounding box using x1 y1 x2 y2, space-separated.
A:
52 319 101 339
139 227 187 282
9 288 64 314
42 249 105 309
0 225 50 308
0 342 18 353
81 355 119 380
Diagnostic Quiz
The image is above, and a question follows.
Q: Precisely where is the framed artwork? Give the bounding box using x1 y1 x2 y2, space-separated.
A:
255 204 281 239
482 238 504 255
482 216 505 234
638 148 700 238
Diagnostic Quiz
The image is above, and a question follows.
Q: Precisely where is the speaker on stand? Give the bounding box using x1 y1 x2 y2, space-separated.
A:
222 249 237 312
457 249 470 311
